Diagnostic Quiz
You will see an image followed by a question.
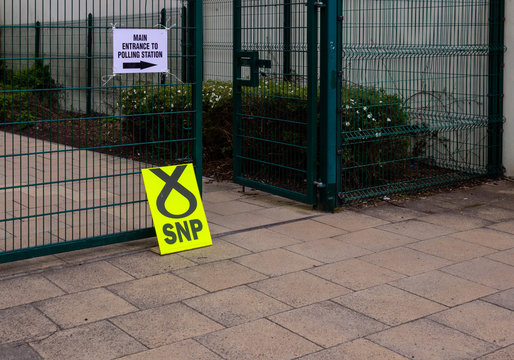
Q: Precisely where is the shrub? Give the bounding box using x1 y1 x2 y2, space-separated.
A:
1 62 60 125
118 81 410 187
339 85 410 189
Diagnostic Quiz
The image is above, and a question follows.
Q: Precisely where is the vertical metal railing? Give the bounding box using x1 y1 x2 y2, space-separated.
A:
0 0 203 263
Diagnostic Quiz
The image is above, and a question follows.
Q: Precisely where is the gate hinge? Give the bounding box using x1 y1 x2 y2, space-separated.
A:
337 16 344 22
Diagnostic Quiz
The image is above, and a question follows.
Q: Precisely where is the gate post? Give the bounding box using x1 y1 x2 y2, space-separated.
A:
191 0 203 192
488 0 505 176
318 0 339 211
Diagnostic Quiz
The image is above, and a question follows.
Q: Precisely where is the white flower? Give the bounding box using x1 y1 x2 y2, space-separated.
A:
387 118 392 122
375 132 382 137
345 105 350 109
345 121 350 127
367 114 372 119
363 106 367 111
356 111 359 114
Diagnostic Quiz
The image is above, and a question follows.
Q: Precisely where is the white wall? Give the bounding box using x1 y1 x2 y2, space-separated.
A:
504 0 514 177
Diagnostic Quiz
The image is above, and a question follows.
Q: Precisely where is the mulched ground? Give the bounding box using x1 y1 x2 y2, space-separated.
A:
10 113 233 181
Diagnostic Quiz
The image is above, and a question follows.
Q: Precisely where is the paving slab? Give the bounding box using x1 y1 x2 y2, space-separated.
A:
442 257 514 290
206 212 277 230
29 321 146 360
298 338 408 360
488 219 514 234
106 250 195 278
254 205 321 222
270 219 346 241
477 345 514 360
118 339 223 360
308 258 404 291
285 238 371 263
233 248 321 276
429 300 514 346
462 205 514 222
108 273 206 309
42 260 134 293
333 228 417 252
368 319 497 360
418 211 491 231
376 219 456 240
221 228 301 252
205 200 265 216
451 228 514 250
0 274 64 309
334 284 446 326
406 235 497 262
184 285 290 327
0 343 42 360
249 271 351 308
34 288 137 328
486 248 514 266
0 254 65 278
111 303 223 348
360 247 452 276
0 305 58 344
391 270 496 307
314 210 389 232
357 203 427 222
482 288 514 310
174 260 267 292
178 239 250 264
269 301 388 347
196 318 321 360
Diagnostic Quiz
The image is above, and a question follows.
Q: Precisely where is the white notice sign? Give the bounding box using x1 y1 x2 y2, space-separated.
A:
113 28 168 74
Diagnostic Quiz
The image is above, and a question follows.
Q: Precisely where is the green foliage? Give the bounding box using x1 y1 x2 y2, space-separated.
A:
1 62 60 125
118 80 410 188
339 85 410 189
5 61 57 91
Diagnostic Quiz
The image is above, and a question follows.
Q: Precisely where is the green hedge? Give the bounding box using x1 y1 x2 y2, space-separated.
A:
118 81 410 187
1 62 60 125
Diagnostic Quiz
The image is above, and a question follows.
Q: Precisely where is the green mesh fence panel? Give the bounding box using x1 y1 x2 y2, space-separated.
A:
336 0 504 203
0 0 203 262
232 0 318 204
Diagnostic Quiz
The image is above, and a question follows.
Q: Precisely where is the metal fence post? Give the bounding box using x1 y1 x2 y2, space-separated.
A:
191 0 203 192
318 0 338 211
86 13 93 115
35 21 41 64
182 5 188 82
160 8 166 85
488 0 505 176
283 0 292 81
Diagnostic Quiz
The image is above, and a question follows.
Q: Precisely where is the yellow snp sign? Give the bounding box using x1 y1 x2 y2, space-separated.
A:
141 163 212 255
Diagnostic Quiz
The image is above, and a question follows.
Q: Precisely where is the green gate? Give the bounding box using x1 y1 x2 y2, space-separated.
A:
0 0 203 263
332 0 505 205
232 0 319 204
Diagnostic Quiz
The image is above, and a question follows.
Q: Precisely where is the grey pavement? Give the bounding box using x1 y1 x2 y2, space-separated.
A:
0 152 513 358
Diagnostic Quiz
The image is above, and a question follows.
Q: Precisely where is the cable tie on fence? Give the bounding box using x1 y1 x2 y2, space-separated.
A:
110 22 118 30
163 71 183 84
155 22 176 31
102 74 117 86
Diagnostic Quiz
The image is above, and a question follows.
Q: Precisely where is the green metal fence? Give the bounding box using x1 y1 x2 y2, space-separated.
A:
0 0 203 263
331 0 505 205
0 0 504 262
232 0 318 204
